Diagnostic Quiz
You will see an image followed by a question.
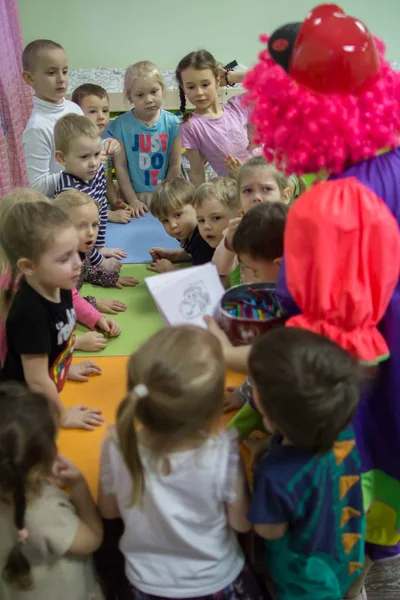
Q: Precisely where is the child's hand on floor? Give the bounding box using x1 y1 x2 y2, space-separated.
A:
147 258 176 273
96 298 127 314
103 138 122 157
115 275 139 289
75 331 107 352
96 317 121 337
62 405 104 431
131 200 148 218
224 217 242 252
224 386 246 412
108 208 132 224
225 155 243 178
102 257 122 272
149 247 175 261
101 247 127 260
113 199 131 212
68 360 102 382
52 454 84 488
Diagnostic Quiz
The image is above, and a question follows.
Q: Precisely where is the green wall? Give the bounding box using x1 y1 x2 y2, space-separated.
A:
18 0 399 70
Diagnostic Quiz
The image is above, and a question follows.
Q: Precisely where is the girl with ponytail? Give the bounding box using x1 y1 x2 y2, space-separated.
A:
98 325 266 600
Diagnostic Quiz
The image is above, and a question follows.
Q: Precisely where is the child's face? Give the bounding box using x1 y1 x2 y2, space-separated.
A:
240 167 291 213
160 204 197 241
129 78 163 116
238 253 282 284
181 68 219 110
23 48 68 104
57 135 102 182
69 204 99 254
80 94 110 134
196 196 235 248
22 226 81 291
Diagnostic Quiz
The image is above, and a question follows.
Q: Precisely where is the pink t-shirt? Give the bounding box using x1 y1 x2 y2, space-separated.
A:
180 94 251 176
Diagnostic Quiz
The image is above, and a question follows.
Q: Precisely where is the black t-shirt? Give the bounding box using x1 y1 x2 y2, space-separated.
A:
181 226 215 266
3 278 76 392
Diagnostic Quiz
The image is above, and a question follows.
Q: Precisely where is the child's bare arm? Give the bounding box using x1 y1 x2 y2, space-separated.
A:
166 137 182 181
105 171 119 207
185 149 206 188
226 458 251 533
113 144 147 217
204 316 251 373
254 523 288 540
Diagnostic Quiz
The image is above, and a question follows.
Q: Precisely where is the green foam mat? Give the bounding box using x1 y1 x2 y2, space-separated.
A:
75 264 164 357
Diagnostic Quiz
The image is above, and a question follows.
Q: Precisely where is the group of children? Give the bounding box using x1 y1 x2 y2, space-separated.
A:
0 35 369 600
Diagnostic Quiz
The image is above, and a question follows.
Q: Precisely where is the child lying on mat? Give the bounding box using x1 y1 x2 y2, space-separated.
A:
72 83 133 224
0 196 103 431
148 177 214 272
0 190 121 359
98 325 265 600
54 190 139 300
54 114 126 271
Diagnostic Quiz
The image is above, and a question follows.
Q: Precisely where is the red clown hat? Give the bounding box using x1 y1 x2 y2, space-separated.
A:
285 178 400 362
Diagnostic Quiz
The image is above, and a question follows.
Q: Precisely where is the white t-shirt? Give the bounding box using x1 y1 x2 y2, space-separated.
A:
100 429 244 597
22 97 83 197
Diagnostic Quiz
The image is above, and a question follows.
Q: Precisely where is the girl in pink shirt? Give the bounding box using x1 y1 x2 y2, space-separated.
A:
177 50 251 187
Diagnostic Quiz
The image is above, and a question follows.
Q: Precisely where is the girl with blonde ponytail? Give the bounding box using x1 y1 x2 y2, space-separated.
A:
99 325 265 600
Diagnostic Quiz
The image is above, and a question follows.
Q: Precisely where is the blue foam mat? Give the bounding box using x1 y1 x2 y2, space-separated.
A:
105 212 180 264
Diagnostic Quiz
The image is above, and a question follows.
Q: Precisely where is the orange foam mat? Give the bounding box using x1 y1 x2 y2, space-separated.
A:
59 357 245 496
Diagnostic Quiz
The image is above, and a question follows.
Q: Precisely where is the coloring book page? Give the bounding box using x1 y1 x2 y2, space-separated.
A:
145 263 225 328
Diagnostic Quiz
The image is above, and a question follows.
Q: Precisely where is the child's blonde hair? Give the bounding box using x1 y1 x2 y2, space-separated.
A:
0 197 72 313
150 178 195 220
54 189 98 214
116 326 225 506
124 61 165 103
237 156 307 201
194 177 240 212
54 114 100 155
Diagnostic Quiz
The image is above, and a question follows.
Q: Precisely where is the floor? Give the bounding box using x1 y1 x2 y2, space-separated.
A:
366 558 400 599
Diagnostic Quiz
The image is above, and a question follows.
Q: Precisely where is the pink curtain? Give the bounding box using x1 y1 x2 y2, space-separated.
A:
0 0 32 196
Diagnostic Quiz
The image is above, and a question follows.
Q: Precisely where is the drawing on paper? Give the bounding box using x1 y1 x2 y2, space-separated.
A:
179 282 211 319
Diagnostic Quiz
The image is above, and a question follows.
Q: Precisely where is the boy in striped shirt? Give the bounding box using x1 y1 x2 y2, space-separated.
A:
54 114 125 269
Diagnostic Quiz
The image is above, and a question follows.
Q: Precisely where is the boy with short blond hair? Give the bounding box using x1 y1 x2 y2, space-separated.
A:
149 178 214 272
22 39 83 197
71 83 131 224
54 114 125 269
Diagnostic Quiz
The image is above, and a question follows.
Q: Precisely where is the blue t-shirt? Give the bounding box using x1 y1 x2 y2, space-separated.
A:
109 109 180 192
248 428 365 600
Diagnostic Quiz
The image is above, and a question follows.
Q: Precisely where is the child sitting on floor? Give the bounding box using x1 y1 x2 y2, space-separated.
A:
0 200 103 431
224 202 288 433
213 156 292 283
71 83 132 224
54 190 139 295
0 383 104 599
109 61 181 214
98 325 266 600
149 177 214 272
248 327 366 600
54 114 125 270
21 39 119 199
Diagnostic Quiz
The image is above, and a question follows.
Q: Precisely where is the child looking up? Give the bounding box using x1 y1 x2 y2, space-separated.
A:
149 177 214 272
98 326 265 600
248 327 366 600
213 156 292 282
0 201 103 431
0 383 104 599
110 61 181 214
71 83 132 224
176 49 250 186
195 177 240 249
54 114 125 269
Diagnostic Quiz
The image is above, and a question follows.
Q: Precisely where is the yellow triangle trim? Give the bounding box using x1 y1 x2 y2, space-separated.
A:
342 533 361 554
349 562 363 575
333 440 356 466
340 475 360 500
341 507 362 528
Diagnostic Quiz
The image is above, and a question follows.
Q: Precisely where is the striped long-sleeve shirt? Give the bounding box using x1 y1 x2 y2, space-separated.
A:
54 165 107 267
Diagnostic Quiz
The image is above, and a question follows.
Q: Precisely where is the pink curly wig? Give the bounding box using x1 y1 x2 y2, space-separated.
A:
244 36 400 176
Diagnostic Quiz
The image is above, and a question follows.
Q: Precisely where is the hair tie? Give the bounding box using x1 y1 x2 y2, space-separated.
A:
17 528 29 544
134 384 148 399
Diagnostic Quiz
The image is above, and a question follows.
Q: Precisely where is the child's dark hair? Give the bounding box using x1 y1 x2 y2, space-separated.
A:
116 326 225 506
249 327 362 453
176 50 221 122
233 202 288 261
71 83 109 107
22 40 63 71
0 383 58 589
